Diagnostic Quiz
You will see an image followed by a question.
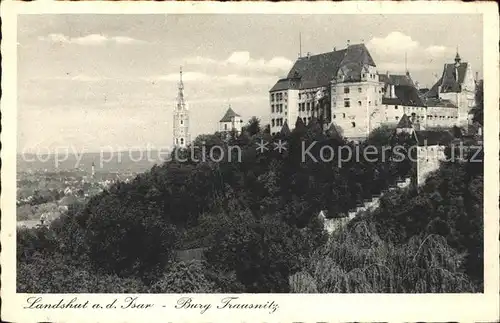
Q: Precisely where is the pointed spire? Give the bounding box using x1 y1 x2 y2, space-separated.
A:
280 120 291 136
326 123 343 141
177 66 185 110
455 47 461 64
294 116 307 133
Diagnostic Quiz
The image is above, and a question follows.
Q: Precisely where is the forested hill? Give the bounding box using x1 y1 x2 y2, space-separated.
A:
17 119 483 293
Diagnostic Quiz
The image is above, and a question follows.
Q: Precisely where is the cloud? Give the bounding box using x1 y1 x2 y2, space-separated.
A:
184 51 293 74
29 74 110 82
148 72 275 87
367 31 419 57
367 32 453 74
38 33 146 46
424 45 452 57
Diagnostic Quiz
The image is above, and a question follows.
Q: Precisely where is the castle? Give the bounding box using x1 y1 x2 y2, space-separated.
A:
269 43 477 140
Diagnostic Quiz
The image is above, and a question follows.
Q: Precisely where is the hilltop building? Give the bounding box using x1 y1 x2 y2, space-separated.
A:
269 44 475 140
173 67 191 148
219 105 243 135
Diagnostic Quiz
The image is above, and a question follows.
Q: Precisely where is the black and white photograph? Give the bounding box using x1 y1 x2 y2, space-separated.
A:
2 2 499 322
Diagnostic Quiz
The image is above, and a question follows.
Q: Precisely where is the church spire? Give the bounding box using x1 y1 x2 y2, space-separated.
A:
177 66 185 110
173 66 190 148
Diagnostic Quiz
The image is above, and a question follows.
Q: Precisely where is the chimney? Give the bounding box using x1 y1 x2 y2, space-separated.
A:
306 52 311 59
347 40 350 48
333 46 336 51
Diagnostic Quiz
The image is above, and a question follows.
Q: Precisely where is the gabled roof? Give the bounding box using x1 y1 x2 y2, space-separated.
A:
425 59 469 98
219 107 241 122
414 130 454 146
423 98 458 108
270 44 376 91
379 73 414 87
396 114 413 128
382 85 425 107
440 62 468 93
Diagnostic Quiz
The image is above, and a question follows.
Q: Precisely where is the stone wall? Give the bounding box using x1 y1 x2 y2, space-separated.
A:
319 177 412 234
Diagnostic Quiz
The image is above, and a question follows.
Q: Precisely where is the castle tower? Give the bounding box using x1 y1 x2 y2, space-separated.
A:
173 67 190 148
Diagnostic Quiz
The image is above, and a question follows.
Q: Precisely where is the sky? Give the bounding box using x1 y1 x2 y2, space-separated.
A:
18 14 483 153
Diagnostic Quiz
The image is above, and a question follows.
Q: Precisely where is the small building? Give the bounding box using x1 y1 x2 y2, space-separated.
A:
219 105 243 135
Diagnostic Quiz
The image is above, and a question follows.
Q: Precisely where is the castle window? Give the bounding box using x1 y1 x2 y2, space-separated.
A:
358 87 362 93
369 101 371 105
333 114 336 119
358 101 362 106
180 120 184 125
344 87 350 94
303 117 307 123
344 98 350 108
395 105 398 109
271 105 275 113
343 113 346 118
298 93 302 100
271 94 275 101
352 122 356 128
306 103 310 111
280 104 284 113
224 124 228 130
180 138 184 145
272 119 275 127
395 116 399 120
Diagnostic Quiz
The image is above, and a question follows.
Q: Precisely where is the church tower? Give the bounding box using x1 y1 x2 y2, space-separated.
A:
173 67 190 148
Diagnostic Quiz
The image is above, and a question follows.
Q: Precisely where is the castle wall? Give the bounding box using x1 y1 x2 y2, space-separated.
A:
426 106 458 129
416 145 447 185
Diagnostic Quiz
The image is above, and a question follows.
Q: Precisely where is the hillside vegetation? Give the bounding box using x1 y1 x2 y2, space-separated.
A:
17 118 483 293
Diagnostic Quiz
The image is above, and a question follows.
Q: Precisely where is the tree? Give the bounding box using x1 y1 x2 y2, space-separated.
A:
243 116 261 136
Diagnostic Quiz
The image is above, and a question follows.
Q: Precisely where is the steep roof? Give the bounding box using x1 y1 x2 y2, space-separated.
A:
396 114 413 128
423 98 458 108
270 44 376 91
382 85 425 107
440 63 468 93
414 130 454 146
219 107 241 122
425 59 469 98
280 120 291 136
379 73 414 87
327 123 343 140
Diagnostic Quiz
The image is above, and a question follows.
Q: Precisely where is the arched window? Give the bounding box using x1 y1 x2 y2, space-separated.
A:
352 122 356 128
